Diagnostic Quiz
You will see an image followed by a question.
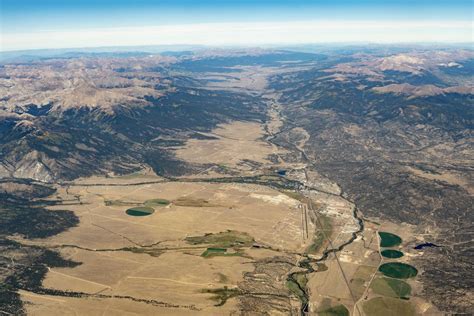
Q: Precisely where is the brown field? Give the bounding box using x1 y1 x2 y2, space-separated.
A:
307 223 380 315
15 117 313 315
18 177 315 315
174 121 289 174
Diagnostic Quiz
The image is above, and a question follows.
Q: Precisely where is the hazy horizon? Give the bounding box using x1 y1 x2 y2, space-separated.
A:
1 0 473 51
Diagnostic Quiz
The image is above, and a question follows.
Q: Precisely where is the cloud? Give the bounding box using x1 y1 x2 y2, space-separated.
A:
2 20 472 51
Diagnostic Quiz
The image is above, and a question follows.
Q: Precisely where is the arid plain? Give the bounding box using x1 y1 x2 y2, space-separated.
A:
14 116 439 315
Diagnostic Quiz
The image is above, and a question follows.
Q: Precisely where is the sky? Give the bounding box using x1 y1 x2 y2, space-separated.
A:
1 0 473 51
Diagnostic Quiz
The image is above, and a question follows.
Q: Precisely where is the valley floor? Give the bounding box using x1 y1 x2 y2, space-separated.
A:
12 112 439 315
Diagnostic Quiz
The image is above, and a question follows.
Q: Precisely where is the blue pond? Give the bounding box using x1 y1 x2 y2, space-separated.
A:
276 170 287 176
414 242 440 250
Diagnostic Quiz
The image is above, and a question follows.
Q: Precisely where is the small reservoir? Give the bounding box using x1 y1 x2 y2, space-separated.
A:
414 242 440 250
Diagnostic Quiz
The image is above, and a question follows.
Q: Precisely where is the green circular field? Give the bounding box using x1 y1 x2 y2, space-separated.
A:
379 232 402 247
379 262 418 279
144 198 170 207
317 304 349 316
381 249 404 258
371 277 411 298
363 297 415 316
126 206 155 216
